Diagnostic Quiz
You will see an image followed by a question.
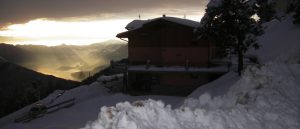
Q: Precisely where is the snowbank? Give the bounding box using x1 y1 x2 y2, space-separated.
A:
0 74 183 129
187 72 239 99
82 62 300 129
248 15 300 63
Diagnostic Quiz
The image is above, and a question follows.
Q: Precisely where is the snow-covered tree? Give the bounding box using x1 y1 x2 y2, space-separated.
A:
197 0 263 75
256 0 276 23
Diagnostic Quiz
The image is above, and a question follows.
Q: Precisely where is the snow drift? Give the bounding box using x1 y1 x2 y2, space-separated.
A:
82 62 300 129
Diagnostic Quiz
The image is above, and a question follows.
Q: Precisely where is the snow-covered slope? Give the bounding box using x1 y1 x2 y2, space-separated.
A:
0 59 79 119
248 15 300 63
0 79 183 129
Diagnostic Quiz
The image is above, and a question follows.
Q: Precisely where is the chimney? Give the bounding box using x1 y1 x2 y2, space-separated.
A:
162 14 166 17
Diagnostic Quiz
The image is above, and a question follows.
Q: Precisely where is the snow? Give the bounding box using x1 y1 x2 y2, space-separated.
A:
97 74 123 82
82 62 300 129
125 16 199 31
0 77 183 129
125 20 145 30
187 72 240 99
248 15 300 63
162 17 199 28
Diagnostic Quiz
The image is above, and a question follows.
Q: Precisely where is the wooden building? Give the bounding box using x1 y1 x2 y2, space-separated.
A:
116 16 227 95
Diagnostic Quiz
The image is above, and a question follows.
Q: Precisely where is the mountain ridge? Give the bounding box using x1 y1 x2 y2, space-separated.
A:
0 41 128 81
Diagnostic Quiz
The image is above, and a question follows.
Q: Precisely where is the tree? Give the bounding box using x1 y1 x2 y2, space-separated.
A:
256 0 276 23
287 0 300 24
293 0 300 24
197 0 263 76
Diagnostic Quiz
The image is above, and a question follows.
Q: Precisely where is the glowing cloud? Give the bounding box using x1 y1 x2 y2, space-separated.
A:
0 19 131 46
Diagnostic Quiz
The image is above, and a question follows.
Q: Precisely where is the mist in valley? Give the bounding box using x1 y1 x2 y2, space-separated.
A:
0 40 128 81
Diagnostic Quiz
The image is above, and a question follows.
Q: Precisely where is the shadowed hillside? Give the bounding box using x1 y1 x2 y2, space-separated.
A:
0 58 79 118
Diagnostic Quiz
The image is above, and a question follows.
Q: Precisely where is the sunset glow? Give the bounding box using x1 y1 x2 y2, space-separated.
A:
0 0 206 46
0 14 203 46
0 19 131 46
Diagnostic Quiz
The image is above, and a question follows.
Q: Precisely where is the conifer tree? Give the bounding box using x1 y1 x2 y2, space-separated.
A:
197 0 263 75
256 0 276 23
293 0 300 24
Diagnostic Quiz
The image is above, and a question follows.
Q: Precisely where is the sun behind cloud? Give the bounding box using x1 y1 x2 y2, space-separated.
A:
0 10 204 46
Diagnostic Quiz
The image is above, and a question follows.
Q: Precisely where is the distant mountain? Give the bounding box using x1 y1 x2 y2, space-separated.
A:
0 60 79 118
0 41 128 81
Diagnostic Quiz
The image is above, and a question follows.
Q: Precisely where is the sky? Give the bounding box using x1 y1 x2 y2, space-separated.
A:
0 0 207 46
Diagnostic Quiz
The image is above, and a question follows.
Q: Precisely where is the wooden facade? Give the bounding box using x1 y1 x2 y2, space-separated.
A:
117 16 223 95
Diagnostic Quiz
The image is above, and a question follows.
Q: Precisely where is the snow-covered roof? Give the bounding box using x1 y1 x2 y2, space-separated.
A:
125 16 200 30
125 20 145 30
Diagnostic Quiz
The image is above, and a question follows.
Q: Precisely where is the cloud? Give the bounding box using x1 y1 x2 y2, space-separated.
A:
0 0 207 26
